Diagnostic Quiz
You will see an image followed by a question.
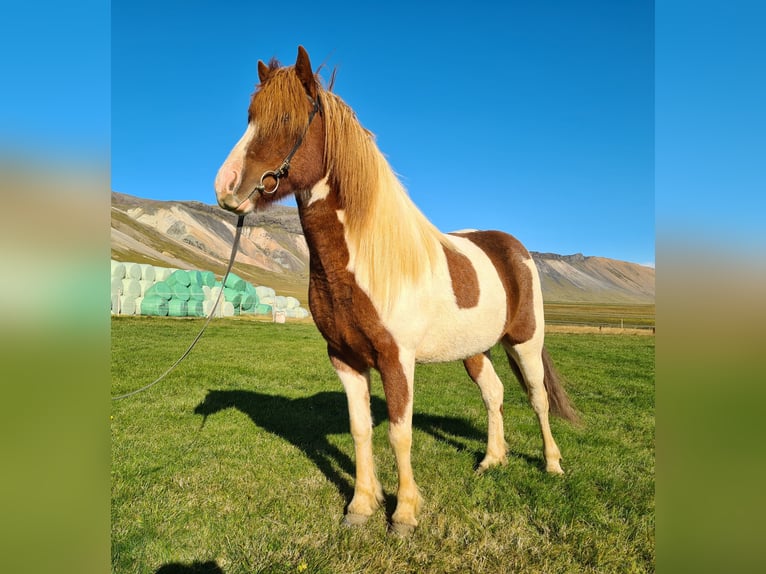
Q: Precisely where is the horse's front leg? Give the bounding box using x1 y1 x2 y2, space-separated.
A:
379 352 422 536
329 352 383 525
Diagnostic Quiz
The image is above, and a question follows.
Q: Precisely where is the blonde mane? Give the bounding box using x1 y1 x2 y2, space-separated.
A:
319 88 450 313
256 65 450 313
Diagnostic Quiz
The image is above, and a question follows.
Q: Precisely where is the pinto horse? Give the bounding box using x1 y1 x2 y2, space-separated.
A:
214 46 578 535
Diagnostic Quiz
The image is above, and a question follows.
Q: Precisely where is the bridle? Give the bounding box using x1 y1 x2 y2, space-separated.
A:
238 93 322 206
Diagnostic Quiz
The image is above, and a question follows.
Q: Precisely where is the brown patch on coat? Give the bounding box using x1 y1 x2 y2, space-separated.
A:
462 353 485 381
442 244 480 308
453 230 537 345
298 187 410 423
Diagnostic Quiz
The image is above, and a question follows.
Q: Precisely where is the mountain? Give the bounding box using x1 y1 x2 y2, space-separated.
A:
111 191 310 301
111 192 654 305
531 252 654 304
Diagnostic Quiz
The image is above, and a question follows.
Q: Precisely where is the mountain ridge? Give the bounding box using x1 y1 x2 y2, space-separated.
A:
111 191 654 305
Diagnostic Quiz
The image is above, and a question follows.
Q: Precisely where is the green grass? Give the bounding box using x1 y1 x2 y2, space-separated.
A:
112 317 654 573
544 303 656 329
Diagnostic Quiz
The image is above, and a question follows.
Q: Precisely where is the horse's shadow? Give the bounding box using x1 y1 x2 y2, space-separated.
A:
193 389 493 505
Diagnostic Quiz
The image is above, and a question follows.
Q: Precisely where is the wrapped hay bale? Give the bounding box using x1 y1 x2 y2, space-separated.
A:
221 301 235 317
111 292 120 315
240 292 257 311
255 285 276 299
111 260 126 279
187 300 204 317
134 296 143 314
125 262 142 280
189 283 205 301
254 303 273 315
225 272 246 292
202 300 222 318
171 283 191 301
120 295 136 315
202 285 212 299
145 281 172 300
187 270 203 286
166 269 191 287
141 296 169 316
223 287 242 306
168 298 188 317
121 278 141 298
201 270 216 287
139 264 155 282
285 296 300 309
274 295 288 310
286 307 310 319
139 279 154 297
111 276 123 296
154 266 172 281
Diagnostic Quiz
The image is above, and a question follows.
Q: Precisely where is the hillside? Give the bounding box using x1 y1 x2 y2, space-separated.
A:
111 192 654 306
111 191 310 301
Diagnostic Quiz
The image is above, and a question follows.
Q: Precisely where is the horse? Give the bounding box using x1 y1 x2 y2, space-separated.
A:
214 46 578 536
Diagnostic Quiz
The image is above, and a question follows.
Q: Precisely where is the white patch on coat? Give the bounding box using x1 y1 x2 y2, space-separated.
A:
214 122 258 198
307 175 330 206
347 233 508 364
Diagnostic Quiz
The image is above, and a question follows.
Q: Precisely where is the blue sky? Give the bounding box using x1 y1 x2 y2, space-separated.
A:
111 0 654 266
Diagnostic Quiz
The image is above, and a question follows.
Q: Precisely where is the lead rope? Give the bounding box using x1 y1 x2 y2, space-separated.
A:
112 215 246 401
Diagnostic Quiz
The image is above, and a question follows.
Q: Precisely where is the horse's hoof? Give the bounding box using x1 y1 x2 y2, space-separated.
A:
546 462 565 475
343 512 371 527
389 521 416 537
476 455 508 474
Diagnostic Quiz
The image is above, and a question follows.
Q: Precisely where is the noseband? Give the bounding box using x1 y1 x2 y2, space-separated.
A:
240 94 321 204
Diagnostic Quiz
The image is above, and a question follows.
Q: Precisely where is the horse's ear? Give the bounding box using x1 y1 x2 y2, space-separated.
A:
257 60 271 84
295 45 317 99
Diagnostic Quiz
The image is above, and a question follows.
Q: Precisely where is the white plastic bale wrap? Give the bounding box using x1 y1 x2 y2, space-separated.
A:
285 296 300 309
125 263 142 280
154 266 172 281
139 264 156 282
202 300 222 318
255 285 276 299
286 307 310 319
111 260 126 279
139 279 154 296
120 295 136 315
121 278 141 298
111 261 309 321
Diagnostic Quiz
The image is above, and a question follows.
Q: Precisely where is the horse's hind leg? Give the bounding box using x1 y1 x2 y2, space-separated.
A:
503 338 564 474
329 352 384 525
464 353 508 473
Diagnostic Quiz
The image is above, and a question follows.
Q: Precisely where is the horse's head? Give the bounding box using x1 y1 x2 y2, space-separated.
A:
214 46 325 214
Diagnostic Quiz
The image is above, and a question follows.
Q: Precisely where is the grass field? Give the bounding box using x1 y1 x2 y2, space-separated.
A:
112 317 654 573
544 303 655 330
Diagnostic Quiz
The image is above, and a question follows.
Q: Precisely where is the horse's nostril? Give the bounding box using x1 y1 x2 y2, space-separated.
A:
225 169 239 192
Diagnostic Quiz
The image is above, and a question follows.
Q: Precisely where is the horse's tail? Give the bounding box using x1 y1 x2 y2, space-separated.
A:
508 345 581 424
540 346 580 424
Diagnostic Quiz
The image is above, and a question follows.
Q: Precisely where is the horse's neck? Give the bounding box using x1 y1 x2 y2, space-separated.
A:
295 182 352 281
